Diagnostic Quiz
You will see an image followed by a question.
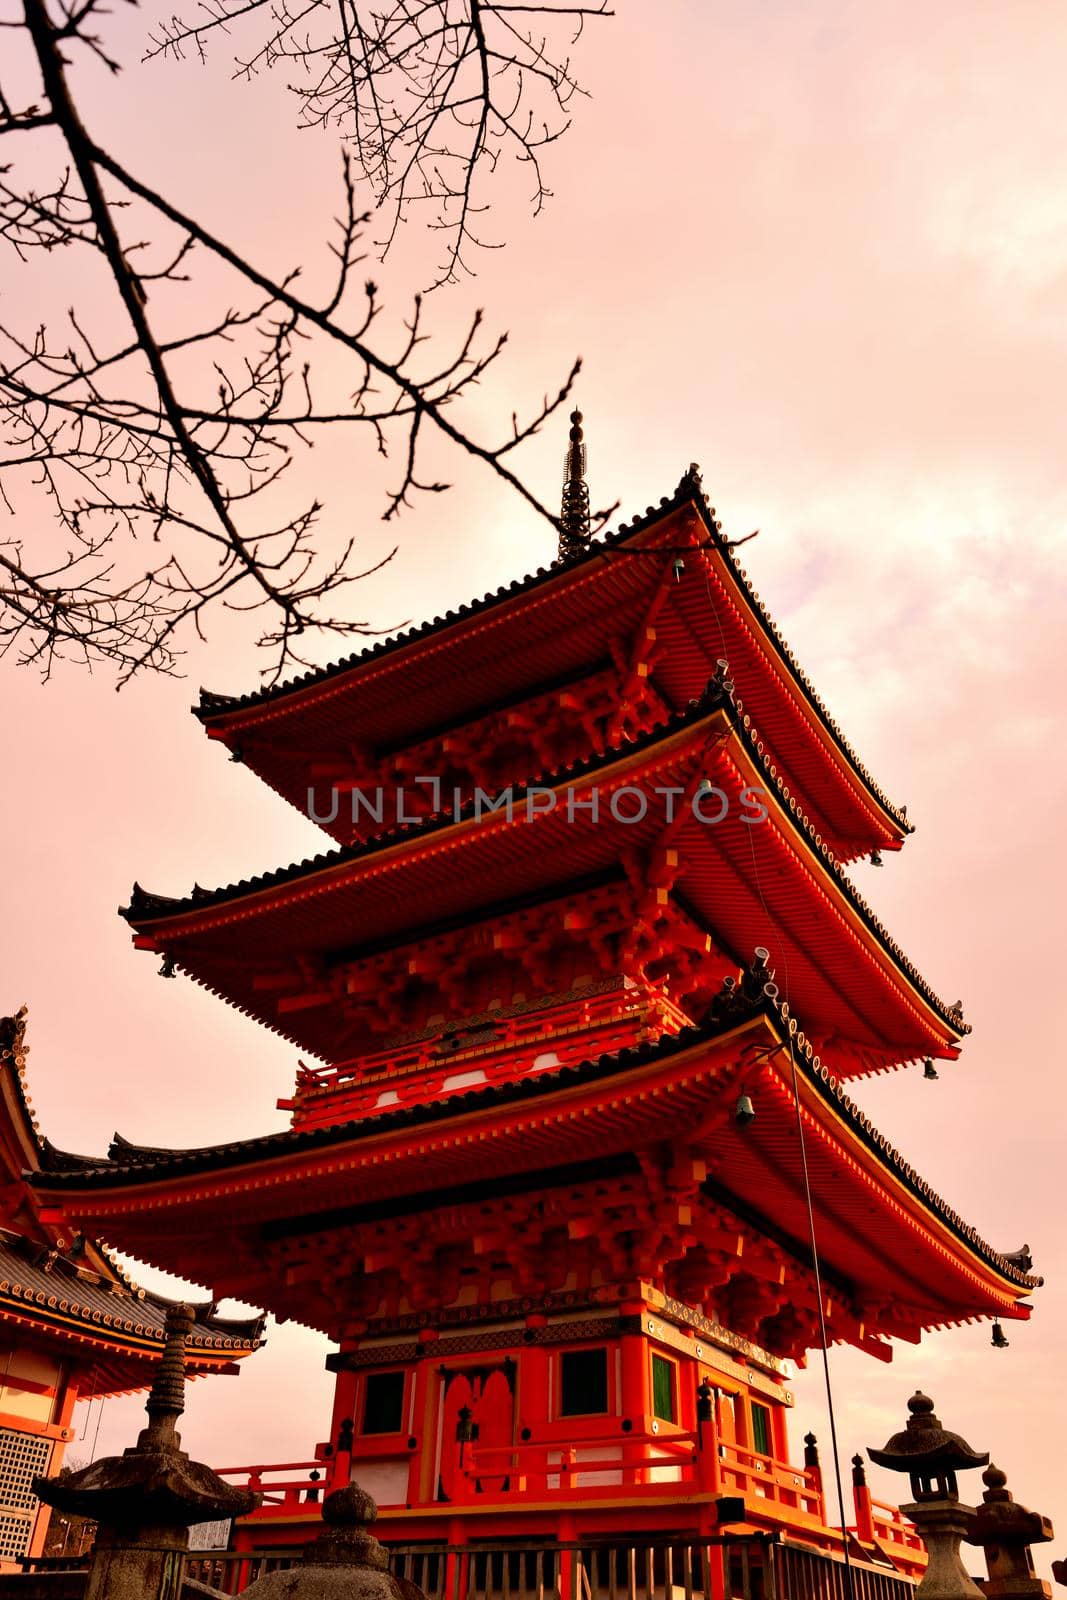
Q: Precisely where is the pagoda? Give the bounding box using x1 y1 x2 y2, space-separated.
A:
0 1010 263 1566
18 431 1039 1585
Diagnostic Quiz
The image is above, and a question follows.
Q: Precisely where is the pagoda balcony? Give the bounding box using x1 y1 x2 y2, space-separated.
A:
282 980 693 1131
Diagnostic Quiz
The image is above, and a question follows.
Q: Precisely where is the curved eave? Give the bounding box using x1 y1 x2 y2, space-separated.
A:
0 1303 249 1398
195 473 909 853
0 1028 266 1370
125 691 965 1064
24 1006 1038 1310
0 1015 47 1178
0 1229 264 1358
0 1299 257 1368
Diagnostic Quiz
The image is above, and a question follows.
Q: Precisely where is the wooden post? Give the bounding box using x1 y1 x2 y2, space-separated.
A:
444 1516 465 1600
620 1304 650 1487
696 1379 722 1496
522 1318 550 1493
804 1433 825 1524
558 1512 576 1600
409 1338 437 1505
852 1455 876 1544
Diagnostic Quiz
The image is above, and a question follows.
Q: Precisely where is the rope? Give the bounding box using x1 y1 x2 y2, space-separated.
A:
697 546 857 1600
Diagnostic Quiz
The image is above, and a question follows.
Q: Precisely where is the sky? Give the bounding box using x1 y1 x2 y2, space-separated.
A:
2 0 1066 1573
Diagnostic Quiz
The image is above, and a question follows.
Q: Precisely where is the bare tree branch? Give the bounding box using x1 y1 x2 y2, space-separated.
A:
144 1 612 286
0 0 609 684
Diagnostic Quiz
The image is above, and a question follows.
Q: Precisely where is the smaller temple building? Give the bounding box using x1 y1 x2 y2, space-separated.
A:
0 1010 263 1567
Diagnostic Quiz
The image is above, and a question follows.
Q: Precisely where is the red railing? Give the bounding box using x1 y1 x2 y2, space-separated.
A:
212 1435 915 1566
282 985 692 1128
214 1461 324 1510
216 1425 826 1530
454 1428 698 1497
867 1497 924 1556
716 1440 825 1521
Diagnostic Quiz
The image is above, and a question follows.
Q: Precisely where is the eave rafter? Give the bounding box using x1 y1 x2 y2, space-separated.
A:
25 1001 1035 1370
125 693 960 1078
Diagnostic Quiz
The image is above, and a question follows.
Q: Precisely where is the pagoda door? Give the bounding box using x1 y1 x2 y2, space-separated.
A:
438 1361 516 1501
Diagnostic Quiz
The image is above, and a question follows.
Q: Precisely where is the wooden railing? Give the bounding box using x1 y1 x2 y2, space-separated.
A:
865 1499 924 1558
282 985 691 1128
716 1441 824 1521
213 1460 324 1511
454 1429 697 1496
214 1430 828 1527
14 1535 917 1600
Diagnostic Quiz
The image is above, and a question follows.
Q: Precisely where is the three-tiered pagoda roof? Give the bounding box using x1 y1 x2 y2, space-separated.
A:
13 468 1040 1374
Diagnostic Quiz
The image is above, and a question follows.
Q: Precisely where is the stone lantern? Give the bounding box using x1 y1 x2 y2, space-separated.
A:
869 1391 989 1600
969 1463 1053 1600
33 1304 260 1600
239 1482 425 1600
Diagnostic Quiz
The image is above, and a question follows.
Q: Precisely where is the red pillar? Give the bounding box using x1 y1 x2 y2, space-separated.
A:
445 1516 466 1600
408 1331 438 1505
520 1317 549 1492
852 1454 876 1543
804 1432 826 1523
696 1377 722 1496
619 1302 650 1487
558 1510 576 1600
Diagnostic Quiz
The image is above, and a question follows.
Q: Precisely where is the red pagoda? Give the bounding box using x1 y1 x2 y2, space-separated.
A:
18 438 1039 1593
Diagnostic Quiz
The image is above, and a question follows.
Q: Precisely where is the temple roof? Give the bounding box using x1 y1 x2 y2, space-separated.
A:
194 471 911 864
123 685 966 1075
0 1009 264 1394
0 1227 264 1395
25 996 1039 1322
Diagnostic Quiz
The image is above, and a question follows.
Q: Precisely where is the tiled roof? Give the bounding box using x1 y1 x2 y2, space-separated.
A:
0 1010 266 1360
0 1227 263 1353
29 998 1038 1294
126 682 965 1035
194 468 910 833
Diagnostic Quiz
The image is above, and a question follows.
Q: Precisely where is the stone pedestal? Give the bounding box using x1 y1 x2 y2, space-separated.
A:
82 1525 189 1600
904 1500 984 1600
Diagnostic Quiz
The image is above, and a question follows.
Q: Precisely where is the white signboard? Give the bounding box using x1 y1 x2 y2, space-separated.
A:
187 1518 232 1552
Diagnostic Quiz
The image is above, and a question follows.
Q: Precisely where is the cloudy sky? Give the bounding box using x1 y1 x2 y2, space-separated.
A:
3 0 1066 1567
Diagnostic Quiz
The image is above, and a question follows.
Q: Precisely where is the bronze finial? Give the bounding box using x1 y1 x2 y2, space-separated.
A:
558 408 591 560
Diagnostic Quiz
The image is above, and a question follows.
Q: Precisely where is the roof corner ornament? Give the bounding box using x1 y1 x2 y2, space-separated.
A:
0 1005 29 1071
558 409 591 561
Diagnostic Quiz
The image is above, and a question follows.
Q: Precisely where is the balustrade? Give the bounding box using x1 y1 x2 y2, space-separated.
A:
15 1535 918 1600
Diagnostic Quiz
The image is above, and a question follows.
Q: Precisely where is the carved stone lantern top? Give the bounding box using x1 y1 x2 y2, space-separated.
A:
241 1482 425 1600
869 1391 989 1502
970 1463 1054 1569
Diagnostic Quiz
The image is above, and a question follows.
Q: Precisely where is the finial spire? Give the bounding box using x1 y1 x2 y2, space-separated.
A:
559 408 591 560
